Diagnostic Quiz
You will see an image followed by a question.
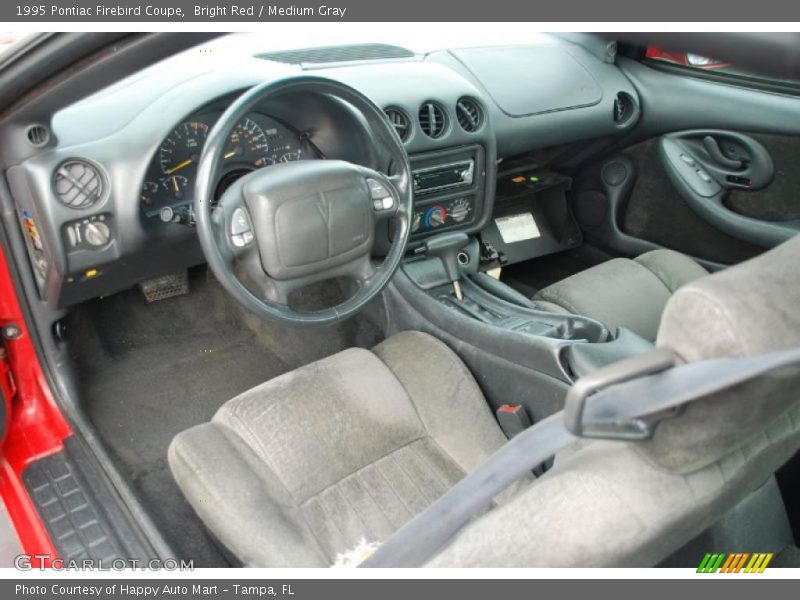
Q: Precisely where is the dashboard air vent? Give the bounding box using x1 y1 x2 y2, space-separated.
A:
53 160 104 209
613 92 635 125
384 107 411 142
26 125 50 147
456 98 483 133
418 102 447 139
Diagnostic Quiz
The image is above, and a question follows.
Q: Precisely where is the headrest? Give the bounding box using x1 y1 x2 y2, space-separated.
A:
641 235 800 473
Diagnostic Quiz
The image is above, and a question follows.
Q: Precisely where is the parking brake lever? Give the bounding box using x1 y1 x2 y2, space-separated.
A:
417 232 469 300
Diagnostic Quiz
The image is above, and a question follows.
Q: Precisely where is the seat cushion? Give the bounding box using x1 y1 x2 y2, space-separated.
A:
534 249 707 340
168 331 511 567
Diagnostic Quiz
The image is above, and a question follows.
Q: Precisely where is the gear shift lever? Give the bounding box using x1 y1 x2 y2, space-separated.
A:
419 232 469 300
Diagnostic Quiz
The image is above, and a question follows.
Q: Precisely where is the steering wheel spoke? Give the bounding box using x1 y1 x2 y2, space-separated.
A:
352 255 378 286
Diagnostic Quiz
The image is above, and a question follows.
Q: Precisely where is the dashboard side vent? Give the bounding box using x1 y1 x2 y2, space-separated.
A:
456 97 483 133
53 160 104 209
384 107 411 142
613 92 636 125
418 102 447 139
26 125 50 147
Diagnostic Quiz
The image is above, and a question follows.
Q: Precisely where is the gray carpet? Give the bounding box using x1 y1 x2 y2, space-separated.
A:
67 268 384 566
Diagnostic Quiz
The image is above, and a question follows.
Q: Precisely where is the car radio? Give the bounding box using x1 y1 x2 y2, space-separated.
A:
412 159 475 195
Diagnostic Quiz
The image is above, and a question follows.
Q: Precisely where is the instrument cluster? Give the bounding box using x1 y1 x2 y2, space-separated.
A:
139 111 309 221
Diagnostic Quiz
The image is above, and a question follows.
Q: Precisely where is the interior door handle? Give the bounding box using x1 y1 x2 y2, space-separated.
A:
702 136 743 170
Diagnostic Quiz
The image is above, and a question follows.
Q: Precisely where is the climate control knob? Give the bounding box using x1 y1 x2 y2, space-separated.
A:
450 198 470 222
424 205 447 229
84 221 111 247
411 212 422 233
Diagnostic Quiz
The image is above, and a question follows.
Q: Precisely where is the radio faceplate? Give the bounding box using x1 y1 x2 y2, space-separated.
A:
412 160 475 195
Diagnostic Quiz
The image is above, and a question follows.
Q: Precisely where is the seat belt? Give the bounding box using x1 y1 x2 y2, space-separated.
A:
361 346 800 568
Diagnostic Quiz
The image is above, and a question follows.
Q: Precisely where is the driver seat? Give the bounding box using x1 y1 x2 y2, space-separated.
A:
169 330 521 566
169 235 800 567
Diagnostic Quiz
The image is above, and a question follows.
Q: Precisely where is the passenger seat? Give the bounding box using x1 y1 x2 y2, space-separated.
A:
534 249 708 341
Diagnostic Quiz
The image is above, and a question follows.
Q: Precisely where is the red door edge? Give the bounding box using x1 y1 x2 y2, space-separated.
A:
0 242 72 567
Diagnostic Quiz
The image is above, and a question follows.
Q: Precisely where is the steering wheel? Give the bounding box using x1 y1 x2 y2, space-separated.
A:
194 76 412 325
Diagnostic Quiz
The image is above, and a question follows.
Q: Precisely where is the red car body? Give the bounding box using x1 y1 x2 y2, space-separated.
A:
0 245 70 566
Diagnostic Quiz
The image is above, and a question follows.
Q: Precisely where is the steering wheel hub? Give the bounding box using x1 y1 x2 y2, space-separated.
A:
242 160 379 280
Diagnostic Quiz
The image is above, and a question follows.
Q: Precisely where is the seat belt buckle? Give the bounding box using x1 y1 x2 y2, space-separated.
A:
563 348 677 441
496 404 532 438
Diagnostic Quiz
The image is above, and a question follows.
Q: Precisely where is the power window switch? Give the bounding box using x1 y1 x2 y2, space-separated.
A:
696 169 713 183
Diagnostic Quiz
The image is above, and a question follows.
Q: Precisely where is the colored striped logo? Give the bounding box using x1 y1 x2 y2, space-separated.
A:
697 553 773 573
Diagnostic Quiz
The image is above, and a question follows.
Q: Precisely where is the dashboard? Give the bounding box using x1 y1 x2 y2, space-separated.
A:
7 35 641 310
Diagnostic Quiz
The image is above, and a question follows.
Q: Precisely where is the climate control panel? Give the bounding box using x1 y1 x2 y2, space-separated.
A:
411 196 474 235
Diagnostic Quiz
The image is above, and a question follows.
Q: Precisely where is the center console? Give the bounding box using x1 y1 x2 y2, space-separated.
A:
380 139 652 425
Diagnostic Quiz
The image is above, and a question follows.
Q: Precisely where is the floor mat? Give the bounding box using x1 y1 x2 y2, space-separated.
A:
67 268 383 566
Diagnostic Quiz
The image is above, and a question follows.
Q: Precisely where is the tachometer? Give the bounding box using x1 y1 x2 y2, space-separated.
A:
158 121 210 176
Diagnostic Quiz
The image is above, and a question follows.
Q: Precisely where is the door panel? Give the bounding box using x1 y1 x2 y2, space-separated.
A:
619 139 764 265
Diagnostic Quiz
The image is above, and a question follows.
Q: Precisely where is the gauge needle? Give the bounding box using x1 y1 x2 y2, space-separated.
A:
166 158 193 174
223 150 237 160
172 178 179 193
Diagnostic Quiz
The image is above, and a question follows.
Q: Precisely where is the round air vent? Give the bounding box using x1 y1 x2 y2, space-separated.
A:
26 124 50 148
456 97 483 133
384 107 411 142
53 159 104 209
613 92 637 126
418 102 448 139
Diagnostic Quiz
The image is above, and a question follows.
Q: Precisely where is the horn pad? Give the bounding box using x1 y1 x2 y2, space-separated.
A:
242 160 374 280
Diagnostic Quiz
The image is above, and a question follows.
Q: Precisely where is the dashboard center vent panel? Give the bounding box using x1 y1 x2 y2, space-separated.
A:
26 125 50 147
613 92 637 126
256 44 414 66
384 107 411 142
418 102 448 139
456 98 483 132
53 160 104 209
